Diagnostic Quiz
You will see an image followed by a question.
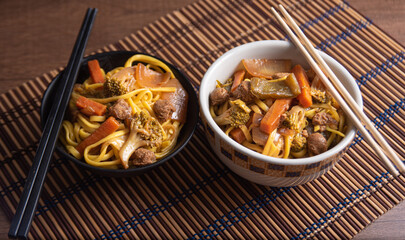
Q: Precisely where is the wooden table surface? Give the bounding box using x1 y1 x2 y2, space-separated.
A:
0 0 404 239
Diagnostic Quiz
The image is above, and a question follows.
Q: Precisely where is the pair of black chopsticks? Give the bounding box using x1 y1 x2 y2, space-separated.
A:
8 8 97 239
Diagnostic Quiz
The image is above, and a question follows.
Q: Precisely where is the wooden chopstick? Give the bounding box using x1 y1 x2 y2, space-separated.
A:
8 8 97 239
276 4 405 174
270 6 402 176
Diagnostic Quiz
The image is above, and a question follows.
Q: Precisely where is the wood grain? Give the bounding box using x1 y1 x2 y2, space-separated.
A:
0 0 404 239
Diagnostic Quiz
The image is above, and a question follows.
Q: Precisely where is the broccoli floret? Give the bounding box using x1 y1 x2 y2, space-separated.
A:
119 111 163 169
311 88 328 103
216 78 233 91
283 112 301 131
214 100 251 127
283 113 299 130
291 134 307 152
104 67 136 97
104 78 127 97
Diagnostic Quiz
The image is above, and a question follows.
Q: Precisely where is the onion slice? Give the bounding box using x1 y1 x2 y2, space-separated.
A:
242 59 292 79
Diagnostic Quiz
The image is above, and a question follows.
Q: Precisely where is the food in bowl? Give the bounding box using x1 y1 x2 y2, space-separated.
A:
59 54 188 169
199 40 362 187
209 59 346 159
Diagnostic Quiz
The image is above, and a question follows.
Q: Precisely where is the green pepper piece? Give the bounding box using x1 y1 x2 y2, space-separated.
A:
251 74 301 99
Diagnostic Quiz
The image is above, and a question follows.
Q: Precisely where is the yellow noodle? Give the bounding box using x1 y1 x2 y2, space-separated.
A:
84 82 104 90
73 122 81 143
155 122 181 158
90 115 106 122
125 54 175 78
305 108 318 119
254 99 269 112
283 135 293 159
218 101 229 116
210 105 217 118
79 129 91 139
250 105 262 114
83 130 129 166
336 111 345 142
105 67 124 79
90 87 175 104
225 126 234 136
61 121 77 146
66 145 82 159
327 133 336 148
149 87 177 92
242 141 263 152
141 100 155 117
291 148 307 158
239 125 252 143
152 92 161 102
77 114 100 130
262 129 276 156
127 97 140 114
326 127 345 137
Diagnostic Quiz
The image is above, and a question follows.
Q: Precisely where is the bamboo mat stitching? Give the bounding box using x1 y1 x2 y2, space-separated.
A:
99 167 233 239
351 98 405 146
282 1 349 41
357 51 405 86
317 19 371 51
292 172 393 239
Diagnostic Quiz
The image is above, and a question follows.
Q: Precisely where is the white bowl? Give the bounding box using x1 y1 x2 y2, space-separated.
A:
199 40 362 187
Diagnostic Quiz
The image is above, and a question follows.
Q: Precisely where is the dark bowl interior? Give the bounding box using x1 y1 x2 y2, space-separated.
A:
40 51 199 177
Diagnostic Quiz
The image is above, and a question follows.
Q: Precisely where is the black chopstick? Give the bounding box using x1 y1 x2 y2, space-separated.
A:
8 8 97 239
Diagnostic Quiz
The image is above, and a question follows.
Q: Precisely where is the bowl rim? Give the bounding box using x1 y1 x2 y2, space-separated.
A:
199 40 362 166
40 51 199 175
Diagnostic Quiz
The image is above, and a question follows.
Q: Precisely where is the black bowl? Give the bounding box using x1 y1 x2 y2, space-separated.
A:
40 51 199 177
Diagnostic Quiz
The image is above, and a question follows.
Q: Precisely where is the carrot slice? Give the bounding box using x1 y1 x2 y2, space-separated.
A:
88 59 105 83
76 95 107 116
76 116 120 155
242 59 291 79
135 63 170 88
229 128 246 144
292 64 312 108
259 98 292 134
230 69 246 92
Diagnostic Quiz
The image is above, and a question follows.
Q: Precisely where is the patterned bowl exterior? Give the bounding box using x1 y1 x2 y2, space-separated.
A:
201 114 352 187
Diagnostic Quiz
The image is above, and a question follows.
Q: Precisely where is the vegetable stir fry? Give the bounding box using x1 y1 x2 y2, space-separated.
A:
209 59 346 158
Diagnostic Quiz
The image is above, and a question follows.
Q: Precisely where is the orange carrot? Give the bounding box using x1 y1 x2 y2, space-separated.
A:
292 64 312 108
88 59 105 83
230 69 246 92
76 116 120 155
260 98 292 134
229 128 246 144
76 95 107 116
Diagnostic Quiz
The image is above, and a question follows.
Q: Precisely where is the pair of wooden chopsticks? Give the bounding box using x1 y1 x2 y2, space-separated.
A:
8 8 98 239
271 5 405 176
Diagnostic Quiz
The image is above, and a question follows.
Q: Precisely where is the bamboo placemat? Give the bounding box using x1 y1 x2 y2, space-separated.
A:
1 0 405 239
